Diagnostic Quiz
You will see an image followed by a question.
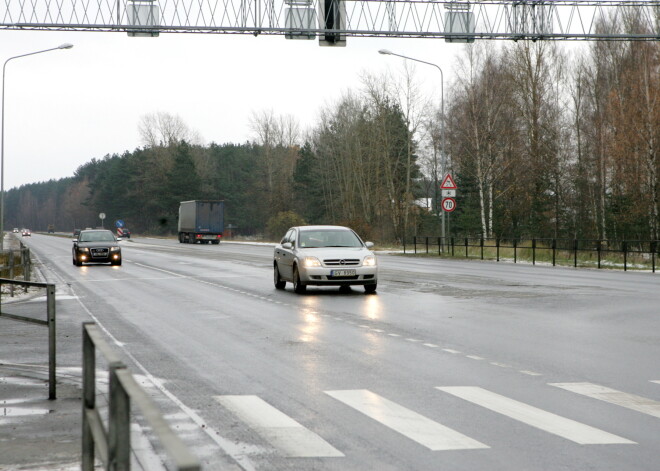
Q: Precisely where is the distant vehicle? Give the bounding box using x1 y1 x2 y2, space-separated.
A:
73 228 81 239
117 227 131 238
178 200 224 244
47 224 55 233
273 225 378 294
21 229 31 237
72 229 121 266
12 228 18 233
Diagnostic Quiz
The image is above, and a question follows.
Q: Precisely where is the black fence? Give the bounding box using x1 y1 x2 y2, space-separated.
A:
405 237 660 272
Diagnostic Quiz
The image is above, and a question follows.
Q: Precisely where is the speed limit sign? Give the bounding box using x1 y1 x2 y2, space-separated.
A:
441 197 457 212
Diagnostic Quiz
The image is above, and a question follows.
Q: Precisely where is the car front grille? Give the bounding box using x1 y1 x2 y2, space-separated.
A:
91 247 110 257
324 258 360 266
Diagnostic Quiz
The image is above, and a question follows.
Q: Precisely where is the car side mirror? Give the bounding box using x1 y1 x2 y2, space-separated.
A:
72 238 78 243
365 241 374 249
282 242 292 250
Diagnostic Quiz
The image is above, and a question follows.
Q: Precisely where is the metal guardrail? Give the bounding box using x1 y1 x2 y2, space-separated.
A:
0 279 56 398
82 322 200 471
406 237 660 272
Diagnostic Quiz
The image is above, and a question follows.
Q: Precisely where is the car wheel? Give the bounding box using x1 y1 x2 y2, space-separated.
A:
274 264 286 290
293 266 306 294
364 284 377 294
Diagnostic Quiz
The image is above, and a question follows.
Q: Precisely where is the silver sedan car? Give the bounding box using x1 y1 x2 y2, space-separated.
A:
273 225 378 293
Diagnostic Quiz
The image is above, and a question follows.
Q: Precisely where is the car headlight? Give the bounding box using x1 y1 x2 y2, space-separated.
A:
302 256 322 268
363 255 377 267
110 247 121 252
78 247 90 253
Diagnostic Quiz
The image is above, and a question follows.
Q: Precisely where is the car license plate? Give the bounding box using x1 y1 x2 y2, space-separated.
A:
331 269 356 277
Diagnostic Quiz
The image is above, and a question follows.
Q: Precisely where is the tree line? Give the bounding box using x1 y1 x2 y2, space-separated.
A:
6 13 659 243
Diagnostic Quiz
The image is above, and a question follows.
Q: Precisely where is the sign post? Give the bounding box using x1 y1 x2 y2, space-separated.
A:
99 212 106 229
440 174 458 246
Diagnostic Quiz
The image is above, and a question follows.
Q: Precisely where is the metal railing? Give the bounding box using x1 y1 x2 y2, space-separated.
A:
0 280 57 398
82 322 200 471
406 237 660 272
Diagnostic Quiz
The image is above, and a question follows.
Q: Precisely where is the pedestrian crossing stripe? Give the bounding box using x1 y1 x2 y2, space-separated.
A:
325 389 489 450
437 386 635 445
550 382 660 419
214 395 343 457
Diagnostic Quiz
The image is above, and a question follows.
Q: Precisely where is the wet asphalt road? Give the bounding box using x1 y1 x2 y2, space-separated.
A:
23 233 660 470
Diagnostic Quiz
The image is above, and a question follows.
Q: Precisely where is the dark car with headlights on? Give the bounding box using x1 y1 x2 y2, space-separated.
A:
72 229 122 266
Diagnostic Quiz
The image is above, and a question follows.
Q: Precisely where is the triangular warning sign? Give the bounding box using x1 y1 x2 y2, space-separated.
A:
440 174 457 189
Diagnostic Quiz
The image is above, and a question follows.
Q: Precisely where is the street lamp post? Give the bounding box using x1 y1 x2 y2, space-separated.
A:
1 43 73 251
378 49 446 247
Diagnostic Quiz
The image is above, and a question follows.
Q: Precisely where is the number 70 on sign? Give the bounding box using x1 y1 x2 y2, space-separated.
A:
441 197 456 212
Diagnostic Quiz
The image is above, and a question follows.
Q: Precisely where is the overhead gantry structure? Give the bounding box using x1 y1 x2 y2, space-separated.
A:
1 1 658 44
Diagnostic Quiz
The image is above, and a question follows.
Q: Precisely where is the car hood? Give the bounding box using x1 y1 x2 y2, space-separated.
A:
77 241 119 249
296 247 372 260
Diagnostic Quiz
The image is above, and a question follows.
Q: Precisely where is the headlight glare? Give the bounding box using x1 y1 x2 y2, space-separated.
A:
302 256 322 268
363 255 377 267
110 247 120 252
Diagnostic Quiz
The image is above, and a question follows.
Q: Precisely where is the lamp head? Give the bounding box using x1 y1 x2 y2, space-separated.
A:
378 49 393 55
58 43 74 49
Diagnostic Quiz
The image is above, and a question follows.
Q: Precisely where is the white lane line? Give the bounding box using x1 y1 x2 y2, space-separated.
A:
650 380 660 385
467 355 484 361
325 389 488 451
490 362 511 369
423 343 439 348
388 333 401 337
406 338 421 342
437 387 634 445
442 349 461 354
215 396 343 458
520 370 542 376
550 382 660 419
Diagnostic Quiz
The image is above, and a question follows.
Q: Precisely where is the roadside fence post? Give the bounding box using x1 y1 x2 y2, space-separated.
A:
47 284 56 400
597 240 602 269
496 238 500 262
82 323 96 471
532 239 536 265
438 237 441 256
414 236 417 254
465 238 468 258
451 237 455 257
9 251 14 296
425 236 429 254
623 240 628 271
573 239 578 268
552 239 556 266
514 239 517 263
108 364 130 471
480 238 484 260
652 241 656 273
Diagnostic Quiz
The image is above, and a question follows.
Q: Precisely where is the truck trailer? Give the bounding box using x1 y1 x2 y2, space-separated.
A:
178 200 225 244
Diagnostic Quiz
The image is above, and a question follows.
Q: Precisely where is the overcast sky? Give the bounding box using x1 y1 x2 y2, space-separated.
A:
0 28 473 190
2 27 588 191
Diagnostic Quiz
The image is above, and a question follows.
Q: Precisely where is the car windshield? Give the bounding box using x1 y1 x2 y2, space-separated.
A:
79 232 115 243
298 230 362 248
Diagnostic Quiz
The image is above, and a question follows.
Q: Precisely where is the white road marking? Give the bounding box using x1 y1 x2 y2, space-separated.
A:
550 382 660 419
650 380 660 385
490 362 511 368
388 333 401 337
437 387 634 445
467 355 484 361
423 343 439 348
520 370 542 376
325 389 488 451
406 338 421 342
442 349 461 354
215 396 343 458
